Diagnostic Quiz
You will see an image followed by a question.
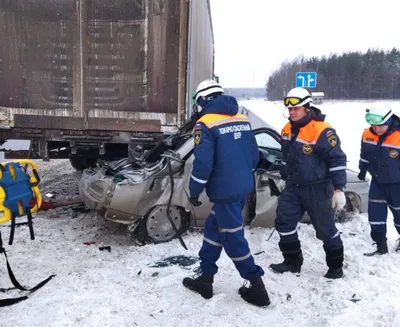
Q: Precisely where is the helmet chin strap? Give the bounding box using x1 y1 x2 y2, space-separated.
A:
283 108 289 119
192 103 202 114
198 96 207 108
193 96 208 114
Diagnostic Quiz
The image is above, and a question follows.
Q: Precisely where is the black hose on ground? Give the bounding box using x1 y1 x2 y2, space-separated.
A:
166 158 188 250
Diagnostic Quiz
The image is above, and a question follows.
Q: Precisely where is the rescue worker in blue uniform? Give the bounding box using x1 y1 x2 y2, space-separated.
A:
182 79 270 307
358 106 400 255
269 87 347 279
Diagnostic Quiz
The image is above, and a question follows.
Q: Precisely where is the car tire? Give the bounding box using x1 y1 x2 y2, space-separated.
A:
137 205 189 244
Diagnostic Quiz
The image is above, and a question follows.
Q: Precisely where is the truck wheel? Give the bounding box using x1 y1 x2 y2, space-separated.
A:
69 152 97 171
137 205 189 244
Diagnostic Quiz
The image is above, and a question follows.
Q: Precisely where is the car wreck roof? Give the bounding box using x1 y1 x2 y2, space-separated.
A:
238 105 276 131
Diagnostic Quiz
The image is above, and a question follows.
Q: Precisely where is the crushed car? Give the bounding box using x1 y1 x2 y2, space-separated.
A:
78 106 370 244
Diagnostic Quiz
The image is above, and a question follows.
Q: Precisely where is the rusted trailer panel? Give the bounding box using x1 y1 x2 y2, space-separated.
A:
0 0 215 162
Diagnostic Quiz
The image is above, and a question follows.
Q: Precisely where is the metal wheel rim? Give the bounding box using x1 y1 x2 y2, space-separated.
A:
146 206 182 242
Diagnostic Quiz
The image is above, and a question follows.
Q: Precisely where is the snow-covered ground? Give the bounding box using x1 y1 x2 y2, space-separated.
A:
1 100 400 327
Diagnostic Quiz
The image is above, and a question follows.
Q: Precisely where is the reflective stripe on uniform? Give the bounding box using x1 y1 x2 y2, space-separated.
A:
296 138 317 145
382 143 400 149
362 128 400 148
198 113 250 130
277 221 301 236
206 117 249 129
230 252 251 262
203 237 222 247
329 166 346 172
278 228 298 236
281 120 333 144
388 204 400 211
277 222 300 236
218 225 243 233
362 140 377 145
191 174 207 184
369 199 387 204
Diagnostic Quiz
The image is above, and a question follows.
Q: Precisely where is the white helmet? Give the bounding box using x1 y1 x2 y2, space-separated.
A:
365 106 393 125
284 87 313 108
193 79 224 103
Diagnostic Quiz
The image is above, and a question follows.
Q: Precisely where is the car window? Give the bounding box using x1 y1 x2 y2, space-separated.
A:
255 132 281 150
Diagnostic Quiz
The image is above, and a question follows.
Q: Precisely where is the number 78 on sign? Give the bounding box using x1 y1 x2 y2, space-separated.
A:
296 72 317 88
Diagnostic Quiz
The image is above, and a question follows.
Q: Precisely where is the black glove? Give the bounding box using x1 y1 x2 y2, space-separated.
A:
268 178 281 196
190 197 202 207
357 170 367 181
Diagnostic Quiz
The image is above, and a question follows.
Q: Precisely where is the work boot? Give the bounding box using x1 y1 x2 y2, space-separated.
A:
269 241 303 274
363 241 388 256
238 277 270 307
182 273 213 299
324 268 343 279
324 245 344 279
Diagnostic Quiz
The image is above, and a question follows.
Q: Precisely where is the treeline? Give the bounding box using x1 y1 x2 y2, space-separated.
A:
266 48 400 101
225 88 266 99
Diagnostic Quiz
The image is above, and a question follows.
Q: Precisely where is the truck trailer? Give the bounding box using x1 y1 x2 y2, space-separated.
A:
0 0 215 169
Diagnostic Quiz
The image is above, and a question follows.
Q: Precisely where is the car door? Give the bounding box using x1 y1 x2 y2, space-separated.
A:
250 128 286 228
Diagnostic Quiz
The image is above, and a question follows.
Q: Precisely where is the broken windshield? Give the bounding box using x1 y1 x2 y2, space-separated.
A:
144 115 196 163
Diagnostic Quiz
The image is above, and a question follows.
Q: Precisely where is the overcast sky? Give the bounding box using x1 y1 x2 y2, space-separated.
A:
209 0 399 87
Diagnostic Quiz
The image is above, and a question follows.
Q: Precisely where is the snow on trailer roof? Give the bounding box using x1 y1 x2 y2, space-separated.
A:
311 92 325 97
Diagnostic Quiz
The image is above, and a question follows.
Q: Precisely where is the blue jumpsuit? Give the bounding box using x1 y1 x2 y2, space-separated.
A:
275 108 347 270
359 115 400 243
189 95 263 280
